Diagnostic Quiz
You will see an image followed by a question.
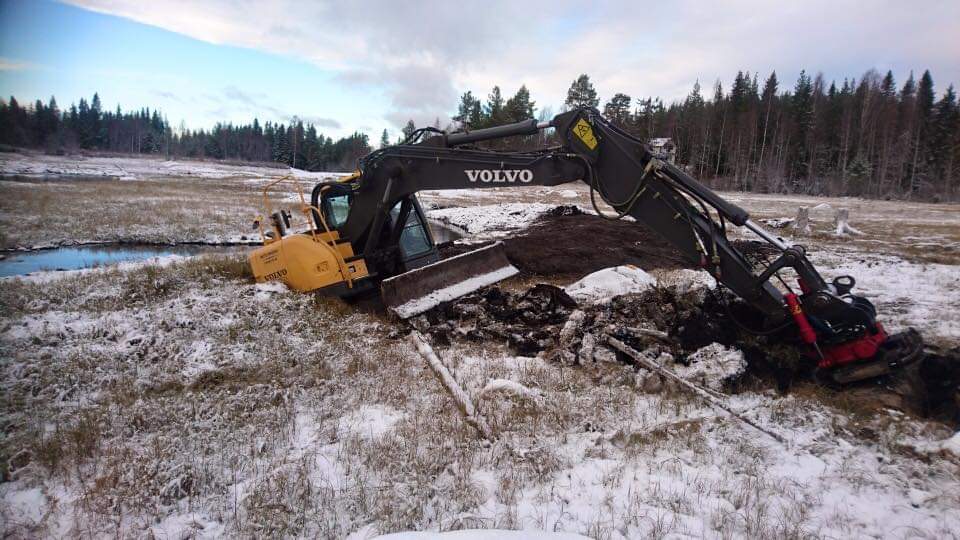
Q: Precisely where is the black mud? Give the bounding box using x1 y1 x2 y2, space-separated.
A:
407 280 960 425
439 207 777 278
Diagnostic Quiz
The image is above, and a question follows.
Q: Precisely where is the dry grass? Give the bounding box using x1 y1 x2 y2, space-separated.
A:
2 174 959 537
0 177 295 249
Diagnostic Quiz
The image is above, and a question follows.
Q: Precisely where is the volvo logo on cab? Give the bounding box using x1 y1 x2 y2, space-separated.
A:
465 169 534 183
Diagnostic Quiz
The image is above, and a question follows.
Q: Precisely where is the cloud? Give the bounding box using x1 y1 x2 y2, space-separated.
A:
300 115 341 129
215 85 340 128
0 57 37 71
152 90 184 103
65 1 960 128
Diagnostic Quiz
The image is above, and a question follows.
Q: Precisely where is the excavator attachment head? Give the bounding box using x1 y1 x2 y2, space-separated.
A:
381 241 518 319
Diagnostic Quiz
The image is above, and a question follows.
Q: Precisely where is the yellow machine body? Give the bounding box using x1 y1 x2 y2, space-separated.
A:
248 176 370 294
249 230 369 293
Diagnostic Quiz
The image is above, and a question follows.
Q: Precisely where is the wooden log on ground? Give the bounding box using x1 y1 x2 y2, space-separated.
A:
408 331 494 440
607 336 788 445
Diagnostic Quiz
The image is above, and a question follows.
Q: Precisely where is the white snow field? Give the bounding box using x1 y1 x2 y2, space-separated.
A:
1 155 959 538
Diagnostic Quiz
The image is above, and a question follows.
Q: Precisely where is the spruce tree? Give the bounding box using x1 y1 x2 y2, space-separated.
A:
484 86 506 126
380 128 390 148
931 85 958 193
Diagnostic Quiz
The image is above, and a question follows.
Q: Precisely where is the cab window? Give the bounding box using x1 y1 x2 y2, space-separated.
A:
390 202 432 256
323 193 351 229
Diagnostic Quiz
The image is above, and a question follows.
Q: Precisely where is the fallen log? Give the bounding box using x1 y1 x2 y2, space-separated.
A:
607 336 788 445
408 331 494 440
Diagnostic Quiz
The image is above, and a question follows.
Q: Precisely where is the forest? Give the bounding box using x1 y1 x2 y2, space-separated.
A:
0 94 373 172
1 68 957 199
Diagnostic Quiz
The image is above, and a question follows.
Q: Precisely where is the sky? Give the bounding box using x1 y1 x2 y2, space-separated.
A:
0 0 958 140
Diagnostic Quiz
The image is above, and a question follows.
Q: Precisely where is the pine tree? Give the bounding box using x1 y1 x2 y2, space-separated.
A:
603 93 632 126
453 91 480 128
401 120 416 142
565 74 599 109
791 70 815 182
505 85 536 122
380 128 390 148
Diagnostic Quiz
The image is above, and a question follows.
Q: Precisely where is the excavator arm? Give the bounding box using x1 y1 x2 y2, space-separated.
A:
253 106 922 383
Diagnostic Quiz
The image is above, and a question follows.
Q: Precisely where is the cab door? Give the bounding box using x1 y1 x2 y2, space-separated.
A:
389 196 441 271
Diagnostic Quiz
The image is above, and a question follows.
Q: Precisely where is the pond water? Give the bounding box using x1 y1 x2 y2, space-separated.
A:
0 244 238 277
428 220 465 244
0 222 464 278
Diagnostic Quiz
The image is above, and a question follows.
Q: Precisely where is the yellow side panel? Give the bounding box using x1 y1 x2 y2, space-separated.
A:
249 233 368 293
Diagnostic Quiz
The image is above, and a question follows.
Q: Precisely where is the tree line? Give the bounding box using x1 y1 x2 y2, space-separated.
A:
448 71 958 200
0 94 372 172
2 67 958 199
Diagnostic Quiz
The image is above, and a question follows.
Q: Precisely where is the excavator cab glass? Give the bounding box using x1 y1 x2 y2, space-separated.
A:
322 192 352 230
389 196 440 270
390 202 432 257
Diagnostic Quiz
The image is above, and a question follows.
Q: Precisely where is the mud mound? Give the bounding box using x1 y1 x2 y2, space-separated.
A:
407 280 960 425
440 209 777 278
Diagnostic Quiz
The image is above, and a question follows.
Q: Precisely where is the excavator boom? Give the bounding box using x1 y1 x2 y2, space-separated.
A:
249 106 923 384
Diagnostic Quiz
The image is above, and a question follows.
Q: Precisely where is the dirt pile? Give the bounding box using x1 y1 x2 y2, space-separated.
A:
407 278 754 378
406 280 960 425
440 208 778 278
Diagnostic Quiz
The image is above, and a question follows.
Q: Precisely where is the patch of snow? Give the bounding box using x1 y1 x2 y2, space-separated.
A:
338 405 405 440
564 265 656 304
374 531 590 540
254 280 288 300
479 378 542 402
149 512 225 539
811 253 960 343
760 217 795 229
2 486 47 525
427 203 556 236
943 431 960 456
0 151 338 181
673 343 747 391
655 268 717 293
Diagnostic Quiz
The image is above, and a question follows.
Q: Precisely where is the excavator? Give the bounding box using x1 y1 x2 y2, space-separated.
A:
249 106 923 385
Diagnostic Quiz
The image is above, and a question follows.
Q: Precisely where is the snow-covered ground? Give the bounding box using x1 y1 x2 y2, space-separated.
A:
0 150 330 182
0 154 350 250
1 155 959 538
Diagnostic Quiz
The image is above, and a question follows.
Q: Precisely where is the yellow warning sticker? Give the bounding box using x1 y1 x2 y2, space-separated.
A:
573 118 598 150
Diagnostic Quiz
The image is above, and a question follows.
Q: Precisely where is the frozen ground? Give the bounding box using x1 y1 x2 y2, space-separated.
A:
1 155 959 538
0 150 329 182
0 153 345 250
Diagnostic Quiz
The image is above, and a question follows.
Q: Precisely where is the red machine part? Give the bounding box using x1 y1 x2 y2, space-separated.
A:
785 293 817 345
818 323 888 369
784 292 888 369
